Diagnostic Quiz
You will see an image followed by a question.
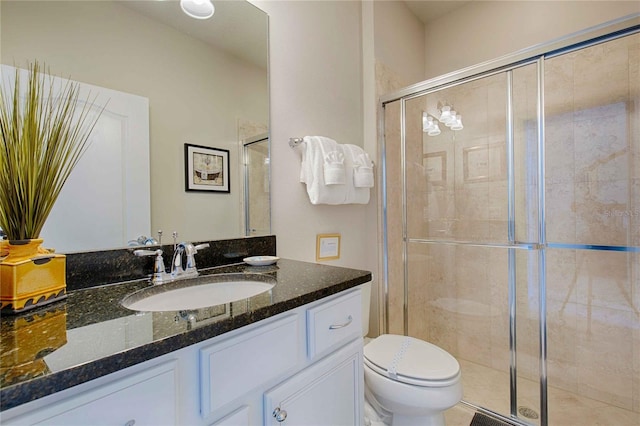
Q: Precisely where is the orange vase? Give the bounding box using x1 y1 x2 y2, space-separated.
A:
0 239 67 314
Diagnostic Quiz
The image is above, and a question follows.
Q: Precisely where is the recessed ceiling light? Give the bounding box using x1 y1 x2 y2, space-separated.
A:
180 0 215 20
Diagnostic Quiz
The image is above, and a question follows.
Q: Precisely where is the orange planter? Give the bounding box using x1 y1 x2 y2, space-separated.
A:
0 239 67 314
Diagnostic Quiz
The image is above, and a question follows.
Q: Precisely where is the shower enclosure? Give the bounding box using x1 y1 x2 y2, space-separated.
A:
243 134 270 236
380 18 639 426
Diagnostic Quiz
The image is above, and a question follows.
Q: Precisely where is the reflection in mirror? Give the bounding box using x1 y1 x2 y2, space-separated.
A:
243 134 270 236
0 0 269 252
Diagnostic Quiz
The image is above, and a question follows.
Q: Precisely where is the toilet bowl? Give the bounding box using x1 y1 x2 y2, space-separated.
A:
363 334 462 426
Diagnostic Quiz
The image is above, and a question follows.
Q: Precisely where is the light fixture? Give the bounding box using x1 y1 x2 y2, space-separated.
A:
450 115 464 131
439 105 453 124
180 0 215 19
427 121 441 136
424 104 464 136
422 112 435 132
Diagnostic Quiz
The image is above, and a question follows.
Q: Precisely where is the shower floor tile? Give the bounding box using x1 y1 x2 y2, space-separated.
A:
443 359 639 426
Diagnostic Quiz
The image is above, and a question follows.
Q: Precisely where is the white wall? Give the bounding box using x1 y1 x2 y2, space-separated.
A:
253 0 379 335
373 0 425 86
253 1 369 264
423 1 640 79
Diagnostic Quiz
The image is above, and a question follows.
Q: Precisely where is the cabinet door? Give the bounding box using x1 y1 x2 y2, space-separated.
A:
5 361 177 426
264 340 362 426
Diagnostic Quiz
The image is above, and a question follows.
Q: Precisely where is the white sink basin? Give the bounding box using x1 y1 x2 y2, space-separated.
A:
121 273 275 312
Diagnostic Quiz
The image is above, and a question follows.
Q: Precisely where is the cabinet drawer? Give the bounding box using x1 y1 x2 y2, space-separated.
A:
200 314 299 417
7 361 177 426
306 289 361 360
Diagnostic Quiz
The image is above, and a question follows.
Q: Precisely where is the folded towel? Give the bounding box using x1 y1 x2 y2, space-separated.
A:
345 144 374 188
299 136 373 205
319 142 346 185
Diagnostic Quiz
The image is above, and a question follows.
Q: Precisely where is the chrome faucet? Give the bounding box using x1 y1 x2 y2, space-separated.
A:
171 242 210 280
134 241 209 284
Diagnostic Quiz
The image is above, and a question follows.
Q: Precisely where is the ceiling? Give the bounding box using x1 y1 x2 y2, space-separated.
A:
403 0 472 24
121 0 268 70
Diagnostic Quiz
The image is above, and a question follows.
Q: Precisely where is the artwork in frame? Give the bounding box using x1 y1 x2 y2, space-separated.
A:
184 143 230 193
423 151 447 186
463 142 506 183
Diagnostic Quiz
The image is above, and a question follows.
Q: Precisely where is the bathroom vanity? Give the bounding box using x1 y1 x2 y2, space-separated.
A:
0 242 371 425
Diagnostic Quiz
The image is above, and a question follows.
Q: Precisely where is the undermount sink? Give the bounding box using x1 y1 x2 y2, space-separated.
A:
121 273 275 312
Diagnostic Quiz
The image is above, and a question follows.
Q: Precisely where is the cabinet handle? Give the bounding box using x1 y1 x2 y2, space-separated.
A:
273 407 288 422
124 421 136 426
329 315 353 330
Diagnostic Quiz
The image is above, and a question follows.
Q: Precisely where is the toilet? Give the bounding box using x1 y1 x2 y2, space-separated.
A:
360 284 462 426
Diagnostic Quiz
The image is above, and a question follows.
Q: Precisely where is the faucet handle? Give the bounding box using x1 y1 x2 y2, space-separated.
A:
134 249 170 285
133 249 162 257
194 243 210 252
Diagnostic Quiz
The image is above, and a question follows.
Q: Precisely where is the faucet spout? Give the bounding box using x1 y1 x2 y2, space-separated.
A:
171 242 209 279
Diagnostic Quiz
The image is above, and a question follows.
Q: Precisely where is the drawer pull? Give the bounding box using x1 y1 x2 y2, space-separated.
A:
273 407 287 422
329 315 353 330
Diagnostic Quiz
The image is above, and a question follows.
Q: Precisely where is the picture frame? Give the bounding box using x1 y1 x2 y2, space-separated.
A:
463 142 506 183
184 143 230 193
423 151 447 186
316 233 341 261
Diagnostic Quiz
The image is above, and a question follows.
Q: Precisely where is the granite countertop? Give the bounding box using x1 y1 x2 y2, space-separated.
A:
0 258 372 411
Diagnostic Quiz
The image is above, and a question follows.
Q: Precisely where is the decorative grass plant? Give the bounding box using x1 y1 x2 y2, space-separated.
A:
0 62 105 242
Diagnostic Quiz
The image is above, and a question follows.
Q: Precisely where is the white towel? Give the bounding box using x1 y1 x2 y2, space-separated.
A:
344 144 374 188
299 136 373 205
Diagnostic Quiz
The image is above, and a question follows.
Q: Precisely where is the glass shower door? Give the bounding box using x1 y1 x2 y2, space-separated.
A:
243 135 270 236
400 65 541 423
543 32 640 425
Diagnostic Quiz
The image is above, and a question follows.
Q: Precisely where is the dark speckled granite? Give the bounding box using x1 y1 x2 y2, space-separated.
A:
0 252 371 411
65 235 276 290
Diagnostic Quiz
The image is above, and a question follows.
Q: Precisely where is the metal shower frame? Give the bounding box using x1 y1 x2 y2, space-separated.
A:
377 14 640 426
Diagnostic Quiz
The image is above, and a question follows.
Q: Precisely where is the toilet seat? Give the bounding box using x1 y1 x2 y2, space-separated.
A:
364 334 460 387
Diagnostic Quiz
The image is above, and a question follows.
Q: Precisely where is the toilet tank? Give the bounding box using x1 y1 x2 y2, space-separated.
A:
360 281 372 337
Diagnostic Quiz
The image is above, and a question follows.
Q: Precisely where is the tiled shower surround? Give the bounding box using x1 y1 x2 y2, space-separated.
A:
383 32 639 425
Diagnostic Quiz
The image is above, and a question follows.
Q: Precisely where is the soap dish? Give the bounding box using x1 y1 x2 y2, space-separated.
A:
243 256 279 266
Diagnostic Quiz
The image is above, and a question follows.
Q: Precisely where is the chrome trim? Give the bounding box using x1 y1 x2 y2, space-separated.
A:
547 243 640 252
506 70 518 418
407 238 539 250
537 57 548 426
380 14 639 105
400 98 409 335
379 101 390 335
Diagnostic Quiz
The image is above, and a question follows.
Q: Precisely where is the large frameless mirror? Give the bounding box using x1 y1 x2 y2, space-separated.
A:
0 0 269 252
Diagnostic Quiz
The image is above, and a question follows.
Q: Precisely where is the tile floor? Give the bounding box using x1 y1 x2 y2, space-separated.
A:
443 359 640 426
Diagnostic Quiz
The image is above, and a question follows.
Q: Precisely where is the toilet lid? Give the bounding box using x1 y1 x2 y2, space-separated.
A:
364 334 460 387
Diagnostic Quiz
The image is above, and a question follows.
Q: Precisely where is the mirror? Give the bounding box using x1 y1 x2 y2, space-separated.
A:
0 0 269 252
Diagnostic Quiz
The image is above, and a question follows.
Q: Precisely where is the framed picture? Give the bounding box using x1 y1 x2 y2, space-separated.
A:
184 143 230 193
423 151 447 186
316 233 341 261
463 142 506 183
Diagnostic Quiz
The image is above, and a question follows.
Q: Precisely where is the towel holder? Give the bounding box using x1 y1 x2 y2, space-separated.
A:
289 137 304 148
290 136 375 166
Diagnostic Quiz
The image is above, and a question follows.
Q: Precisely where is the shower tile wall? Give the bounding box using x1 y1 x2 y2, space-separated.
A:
544 33 640 422
383 32 639 424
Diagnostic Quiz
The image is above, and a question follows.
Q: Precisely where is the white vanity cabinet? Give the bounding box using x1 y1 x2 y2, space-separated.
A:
2 361 178 426
1 288 364 426
264 339 362 425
